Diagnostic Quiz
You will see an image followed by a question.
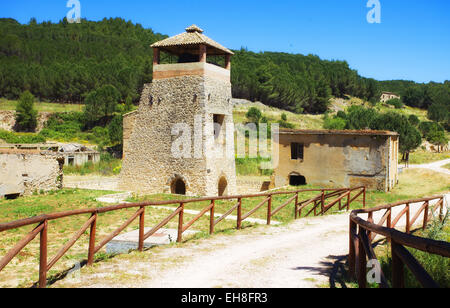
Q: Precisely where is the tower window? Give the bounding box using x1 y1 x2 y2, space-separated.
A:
213 114 225 140
291 143 304 160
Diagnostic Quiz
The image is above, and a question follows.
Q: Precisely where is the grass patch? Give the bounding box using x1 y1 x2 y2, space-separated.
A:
236 157 273 176
0 129 46 144
0 98 83 113
405 149 450 165
375 216 449 288
63 157 122 176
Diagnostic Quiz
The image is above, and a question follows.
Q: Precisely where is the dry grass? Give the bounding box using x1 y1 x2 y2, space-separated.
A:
406 150 450 165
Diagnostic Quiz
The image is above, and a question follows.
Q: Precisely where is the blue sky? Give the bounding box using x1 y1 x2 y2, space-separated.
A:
1 0 449 83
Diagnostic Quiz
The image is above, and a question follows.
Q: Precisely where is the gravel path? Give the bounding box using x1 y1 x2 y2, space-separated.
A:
408 158 450 176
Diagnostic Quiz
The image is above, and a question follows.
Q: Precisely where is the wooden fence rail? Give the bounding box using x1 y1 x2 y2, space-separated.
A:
0 186 366 288
349 195 449 288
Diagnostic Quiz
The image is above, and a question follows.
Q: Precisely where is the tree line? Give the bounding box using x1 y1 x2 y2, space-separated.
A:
0 17 448 126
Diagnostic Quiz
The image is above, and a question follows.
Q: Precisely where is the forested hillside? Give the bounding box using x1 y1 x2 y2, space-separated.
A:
0 18 164 102
0 17 448 121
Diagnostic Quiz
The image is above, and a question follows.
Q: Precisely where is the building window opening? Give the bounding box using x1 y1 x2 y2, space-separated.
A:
291 143 304 160
213 114 225 140
171 178 186 195
178 53 198 63
68 157 75 166
289 174 307 186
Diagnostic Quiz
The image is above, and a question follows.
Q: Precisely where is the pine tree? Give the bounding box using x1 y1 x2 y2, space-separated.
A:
15 90 38 132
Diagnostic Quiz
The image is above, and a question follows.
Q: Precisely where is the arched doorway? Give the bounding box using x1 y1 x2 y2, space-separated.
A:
171 178 186 195
289 173 307 186
218 177 228 197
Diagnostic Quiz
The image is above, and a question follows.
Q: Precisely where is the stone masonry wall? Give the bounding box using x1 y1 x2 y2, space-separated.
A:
0 111 52 133
0 152 63 196
119 73 237 197
272 134 397 191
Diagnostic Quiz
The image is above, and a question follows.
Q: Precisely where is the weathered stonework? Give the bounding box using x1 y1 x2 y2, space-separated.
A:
119 63 237 197
272 130 399 192
0 151 64 196
0 111 53 133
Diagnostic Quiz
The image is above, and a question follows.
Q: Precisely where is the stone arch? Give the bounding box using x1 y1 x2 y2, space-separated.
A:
167 174 189 195
289 172 307 186
218 176 228 197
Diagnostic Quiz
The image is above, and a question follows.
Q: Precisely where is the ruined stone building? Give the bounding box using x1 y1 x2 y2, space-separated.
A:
57 144 100 166
0 143 100 167
0 148 63 198
380 92 400 103
120 25 237 196
271 129 399 191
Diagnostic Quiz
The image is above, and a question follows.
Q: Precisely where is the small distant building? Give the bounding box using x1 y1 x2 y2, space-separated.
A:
0 143 100 167
271 129 399 192
0 148 64 198
57 144 100 166
380 92 400 103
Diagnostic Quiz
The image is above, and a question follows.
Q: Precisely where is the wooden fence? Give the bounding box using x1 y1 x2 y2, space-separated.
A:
349 195 449 288
0 186 365 288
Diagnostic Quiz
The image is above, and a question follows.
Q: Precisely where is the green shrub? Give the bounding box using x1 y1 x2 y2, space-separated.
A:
324 116 347 130
15 91 38 132
386 98 404 109
0 129 46 144
235 157 273 176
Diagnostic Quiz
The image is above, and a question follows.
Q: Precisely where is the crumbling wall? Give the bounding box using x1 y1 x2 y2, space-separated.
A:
0 152 64 196
272 134 398 191
0 111 53 133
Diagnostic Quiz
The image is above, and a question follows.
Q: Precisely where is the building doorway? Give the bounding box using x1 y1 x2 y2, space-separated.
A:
171 178 186 195
289 173 307 186
218 176 228 197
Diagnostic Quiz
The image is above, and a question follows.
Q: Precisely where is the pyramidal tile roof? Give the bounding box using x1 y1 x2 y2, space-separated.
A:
151 24 234 55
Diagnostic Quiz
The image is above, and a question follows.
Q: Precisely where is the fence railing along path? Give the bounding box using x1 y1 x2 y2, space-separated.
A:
349 195 449 288
0 186 366 288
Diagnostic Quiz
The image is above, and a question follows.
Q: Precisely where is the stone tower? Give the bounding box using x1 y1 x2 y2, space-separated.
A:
119 25 237 197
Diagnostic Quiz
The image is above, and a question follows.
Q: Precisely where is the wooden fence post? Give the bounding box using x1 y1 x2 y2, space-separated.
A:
321 190 325 215
357 228 367 288
294 193 299 219
267 195 272 225
210 200 215 235
391 240 405 288
363 187 366 208
423 201 429 230
406 203 411 234
237 198 242 230
367 212 373 241
39 220 48 288
439 198 444 222
87 213 97 266
348 218 357 279
347 189 351 211
138 206 145 252
177 203 184 243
